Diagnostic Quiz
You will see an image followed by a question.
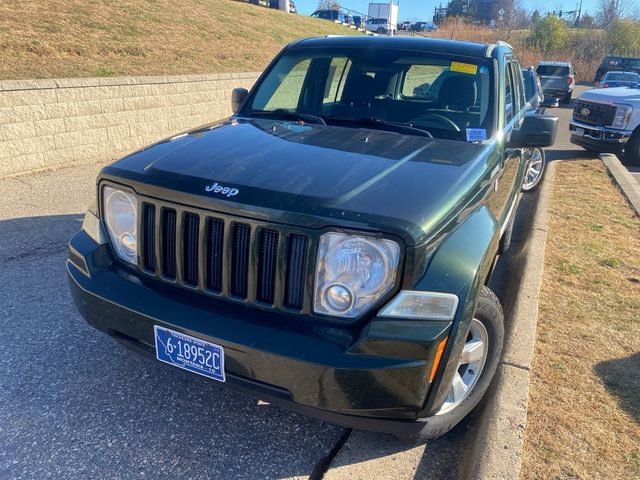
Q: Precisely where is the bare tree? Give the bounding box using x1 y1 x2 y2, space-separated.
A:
317 0 340 10
597 0 636 26
507 0 531 28
580 13 597 28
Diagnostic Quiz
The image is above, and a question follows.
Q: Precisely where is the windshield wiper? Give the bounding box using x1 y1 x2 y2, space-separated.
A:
244 110 327 125
324 116 433 138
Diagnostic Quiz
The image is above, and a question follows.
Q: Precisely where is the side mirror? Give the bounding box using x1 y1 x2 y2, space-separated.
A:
507 113 558 148
231 88 249 114
541 96 559 108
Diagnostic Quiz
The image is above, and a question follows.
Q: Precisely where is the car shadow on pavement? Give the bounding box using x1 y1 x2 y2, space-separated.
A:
0 213 519 480
0 188 584 480
1 214 347 480
547 149 599 162
552 102 575 111
594 353 640 424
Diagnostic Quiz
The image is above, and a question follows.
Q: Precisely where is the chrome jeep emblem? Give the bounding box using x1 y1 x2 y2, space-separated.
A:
205 182 239 197
580 107 590 116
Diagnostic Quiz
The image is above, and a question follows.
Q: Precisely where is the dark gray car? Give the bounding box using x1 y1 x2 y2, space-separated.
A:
594 56 640 83
536 61 575 103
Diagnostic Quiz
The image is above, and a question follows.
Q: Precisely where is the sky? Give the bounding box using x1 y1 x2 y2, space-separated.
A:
296 0 601 21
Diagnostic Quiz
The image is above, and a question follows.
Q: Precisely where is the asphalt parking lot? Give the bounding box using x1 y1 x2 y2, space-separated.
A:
0 85 605 479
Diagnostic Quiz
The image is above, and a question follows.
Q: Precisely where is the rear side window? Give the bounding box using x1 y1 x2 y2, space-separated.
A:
504 64 514 124
536 65 570 76
510 62 525 113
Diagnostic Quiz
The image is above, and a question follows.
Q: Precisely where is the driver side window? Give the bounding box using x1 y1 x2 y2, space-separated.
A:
252 58 311 111
402 65 447 98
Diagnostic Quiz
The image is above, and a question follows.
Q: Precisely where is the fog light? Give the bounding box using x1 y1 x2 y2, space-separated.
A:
323 284 354 312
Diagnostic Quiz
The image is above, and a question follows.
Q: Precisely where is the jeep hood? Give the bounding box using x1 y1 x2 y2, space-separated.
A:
103 119 495 245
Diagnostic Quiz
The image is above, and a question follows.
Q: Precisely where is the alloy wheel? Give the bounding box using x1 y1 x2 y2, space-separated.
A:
437 318 489 415
522 148 544 191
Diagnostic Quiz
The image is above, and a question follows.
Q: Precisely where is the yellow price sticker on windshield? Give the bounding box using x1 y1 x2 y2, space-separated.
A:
450 62 478 75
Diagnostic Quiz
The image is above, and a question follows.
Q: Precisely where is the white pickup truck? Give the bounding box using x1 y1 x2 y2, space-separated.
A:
570 86 640 165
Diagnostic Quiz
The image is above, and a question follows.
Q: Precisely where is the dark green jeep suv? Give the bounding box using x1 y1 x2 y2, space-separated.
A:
67 36 557 439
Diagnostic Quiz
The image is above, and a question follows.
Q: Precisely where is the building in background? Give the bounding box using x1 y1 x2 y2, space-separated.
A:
471 0 513 26
434 0 514 27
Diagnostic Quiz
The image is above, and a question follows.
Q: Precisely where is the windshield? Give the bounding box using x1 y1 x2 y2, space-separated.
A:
244 47 495 141
536 65 570 76
604 72 640 82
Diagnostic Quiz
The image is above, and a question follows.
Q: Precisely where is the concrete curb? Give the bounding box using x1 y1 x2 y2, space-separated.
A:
600 154 640 216
463 163 556 480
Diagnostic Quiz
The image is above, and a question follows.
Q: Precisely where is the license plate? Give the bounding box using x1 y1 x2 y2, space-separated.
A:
575 127 585 137
154 325 225 382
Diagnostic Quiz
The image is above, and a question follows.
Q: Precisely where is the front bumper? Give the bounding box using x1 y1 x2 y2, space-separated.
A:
67 230 451 434
569 120 632 153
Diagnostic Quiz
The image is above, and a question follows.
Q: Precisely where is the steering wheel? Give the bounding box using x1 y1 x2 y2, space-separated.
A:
413 113 461 132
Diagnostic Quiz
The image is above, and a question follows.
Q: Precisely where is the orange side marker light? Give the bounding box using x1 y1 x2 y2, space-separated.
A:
429 337 448 383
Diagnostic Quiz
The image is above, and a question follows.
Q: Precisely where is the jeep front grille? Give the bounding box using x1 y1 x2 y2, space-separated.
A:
573 101 616 126
139 200 313 312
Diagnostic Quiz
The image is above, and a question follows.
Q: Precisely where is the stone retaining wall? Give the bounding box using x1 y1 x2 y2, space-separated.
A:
0 72 260 177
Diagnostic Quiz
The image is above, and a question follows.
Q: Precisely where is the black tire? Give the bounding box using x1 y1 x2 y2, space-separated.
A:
562 91 572 104
376 27 385 34
522 147 546 192
624 129 640 166
411 286 504 441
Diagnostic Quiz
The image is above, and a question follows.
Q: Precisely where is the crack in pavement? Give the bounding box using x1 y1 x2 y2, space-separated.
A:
500 360 531 372
309 429 352 479
1 240 68 265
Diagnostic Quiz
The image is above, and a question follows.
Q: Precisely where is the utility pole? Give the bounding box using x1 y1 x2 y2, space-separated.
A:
575 0 583 27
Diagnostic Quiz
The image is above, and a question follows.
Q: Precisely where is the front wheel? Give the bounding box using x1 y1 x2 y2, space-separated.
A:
412 286 504 440
522 148 546 192
563 92 572 104
624 130 640 166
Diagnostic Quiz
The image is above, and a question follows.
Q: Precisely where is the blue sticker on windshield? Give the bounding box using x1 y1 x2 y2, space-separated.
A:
466 128 487 142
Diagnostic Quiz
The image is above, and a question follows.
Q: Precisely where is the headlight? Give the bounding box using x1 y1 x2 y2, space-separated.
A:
611 104 633 129
314 232 400 318
103 186 138 265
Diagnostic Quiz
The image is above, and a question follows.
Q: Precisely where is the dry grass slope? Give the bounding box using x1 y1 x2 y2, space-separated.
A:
521 160 640 480
0 0 361 80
